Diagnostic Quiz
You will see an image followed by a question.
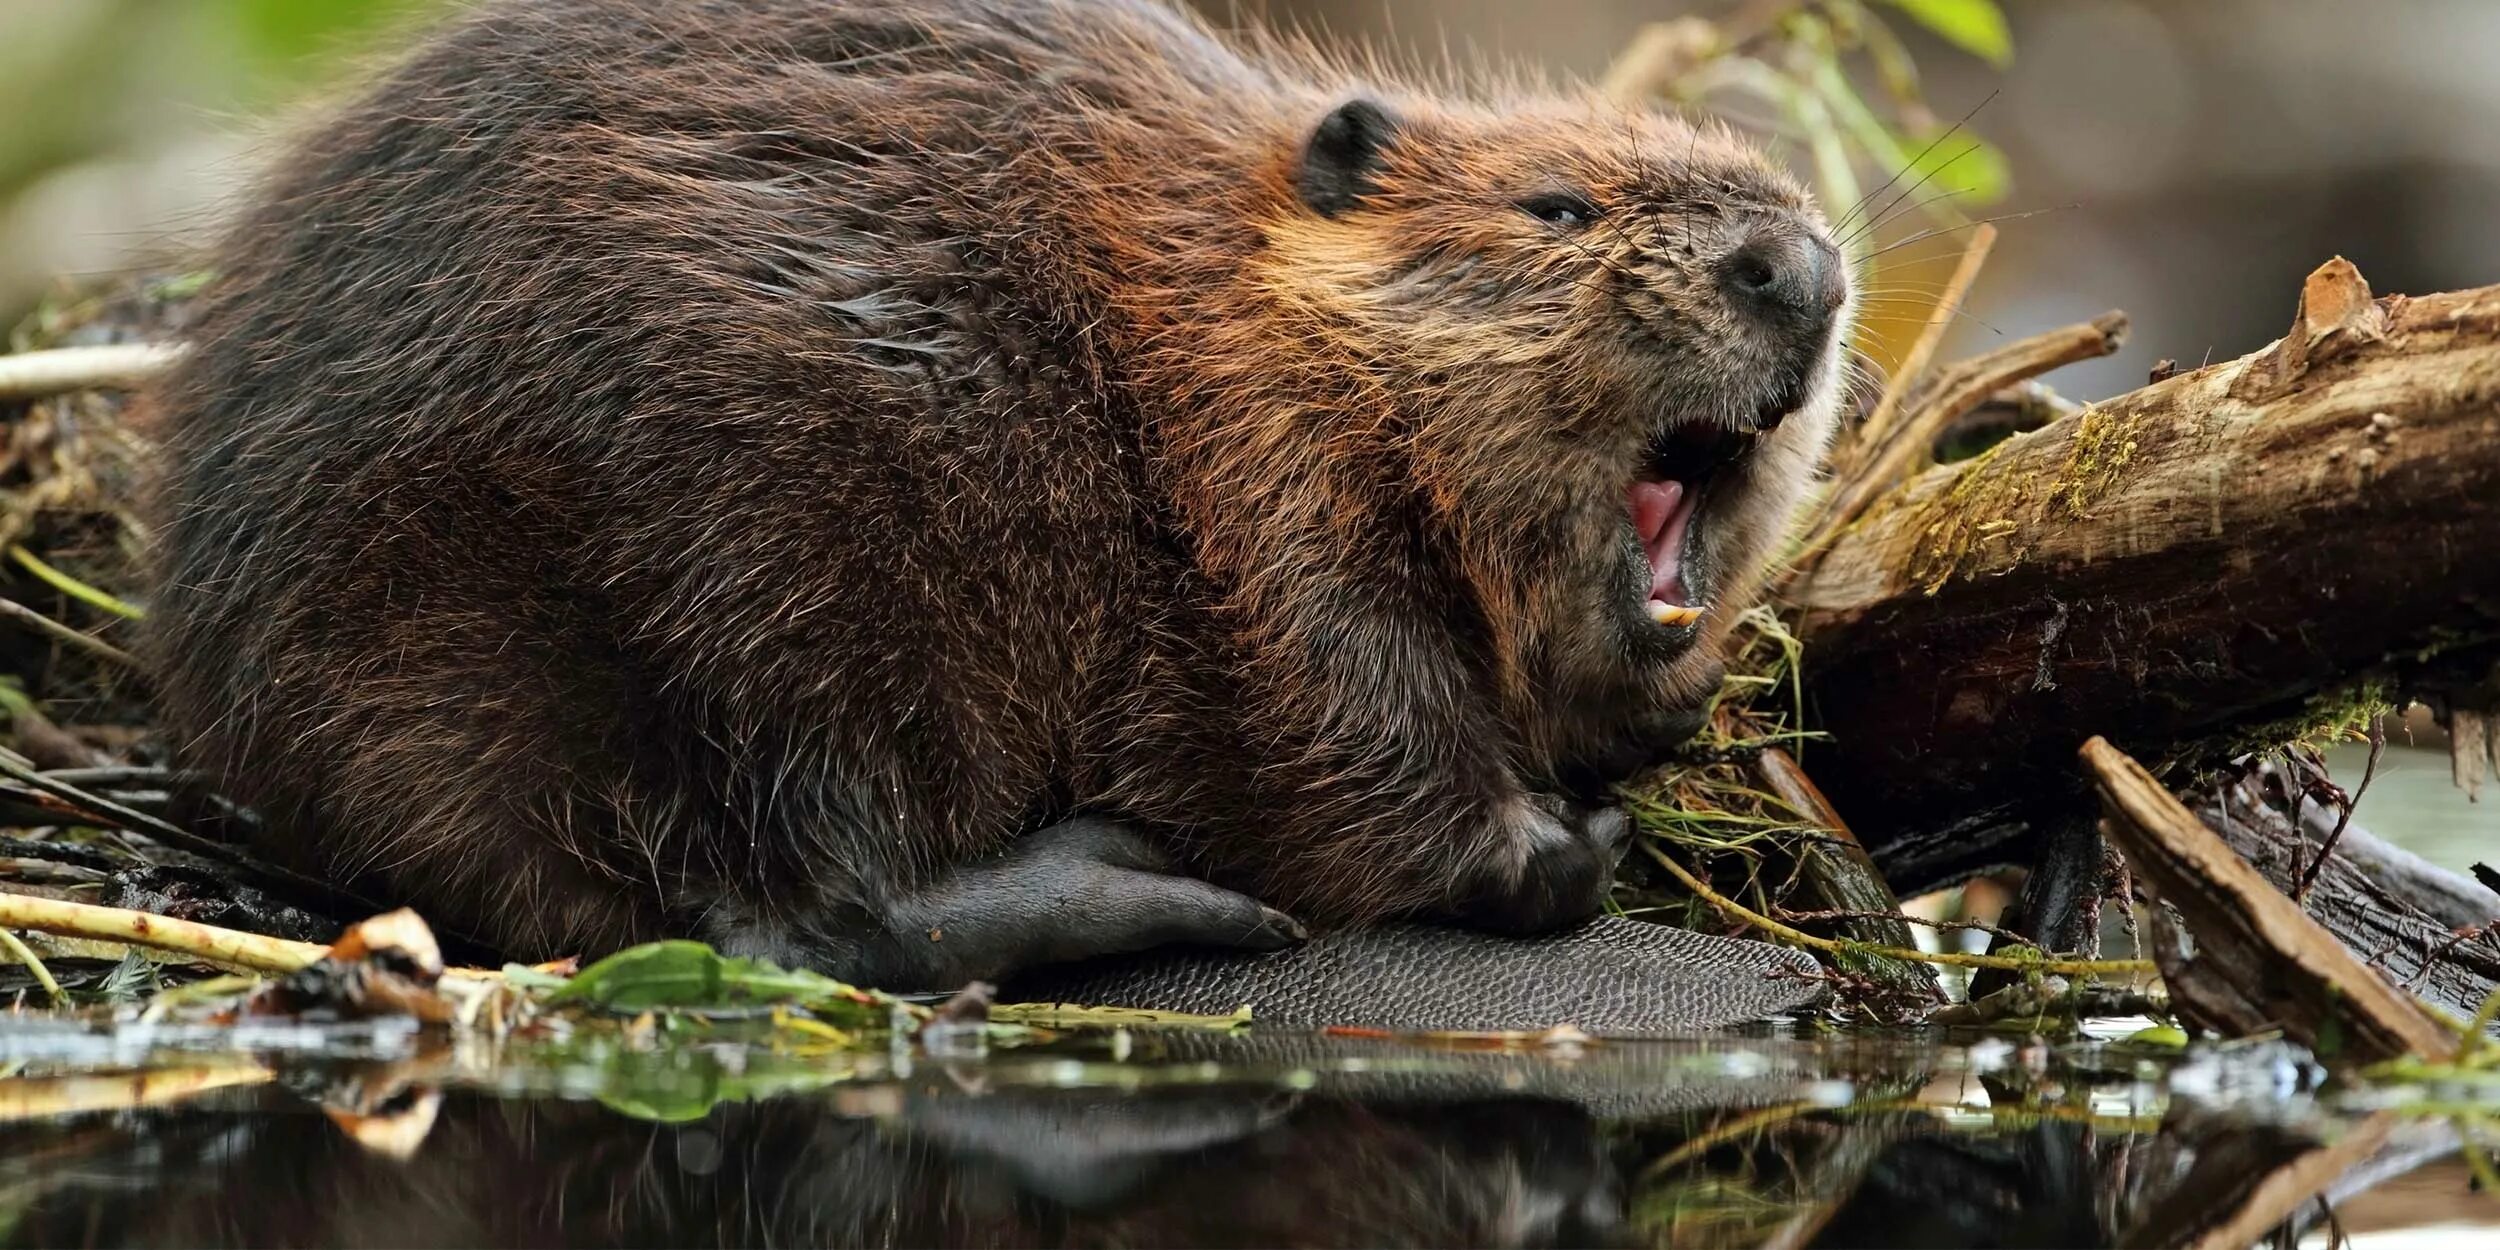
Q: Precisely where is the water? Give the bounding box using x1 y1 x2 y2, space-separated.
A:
0 1014 2491 1248
0 742 2489 1247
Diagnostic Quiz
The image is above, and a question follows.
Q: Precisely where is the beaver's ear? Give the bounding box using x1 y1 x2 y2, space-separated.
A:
1297 98 1400 218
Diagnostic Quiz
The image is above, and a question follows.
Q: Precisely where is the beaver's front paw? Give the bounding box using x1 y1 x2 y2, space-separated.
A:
1453 797 1631 935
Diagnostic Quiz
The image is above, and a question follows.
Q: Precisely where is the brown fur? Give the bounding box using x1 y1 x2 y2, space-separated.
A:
147 0 1850 967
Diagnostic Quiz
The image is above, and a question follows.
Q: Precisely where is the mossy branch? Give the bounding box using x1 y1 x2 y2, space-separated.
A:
1640 841 2154 978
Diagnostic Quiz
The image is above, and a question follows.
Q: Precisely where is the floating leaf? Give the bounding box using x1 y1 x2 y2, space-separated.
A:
549 940 895 1026
1882 0 2012 68
2123 1024 2190 1050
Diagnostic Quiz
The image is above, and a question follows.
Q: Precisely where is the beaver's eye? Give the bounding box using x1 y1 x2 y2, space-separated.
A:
1520 194 1599 228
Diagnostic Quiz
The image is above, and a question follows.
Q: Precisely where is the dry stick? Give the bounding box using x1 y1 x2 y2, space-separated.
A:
0 344 183 402
1640 841 2153 977
0 596 138 668
0 891 327 975
2297 718 2385 903
0 1061 275 1122
2082 736 2460 1065
1828 221 1996 484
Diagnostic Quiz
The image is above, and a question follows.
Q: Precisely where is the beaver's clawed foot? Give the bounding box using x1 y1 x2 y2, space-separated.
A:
847 817 1306 992
1453 798 1631 936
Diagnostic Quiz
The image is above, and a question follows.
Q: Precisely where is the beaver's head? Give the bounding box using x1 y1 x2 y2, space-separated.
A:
1266 93 1855 785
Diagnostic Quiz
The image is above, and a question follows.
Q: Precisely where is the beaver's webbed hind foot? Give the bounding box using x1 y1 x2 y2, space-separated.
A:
811 817 1304 993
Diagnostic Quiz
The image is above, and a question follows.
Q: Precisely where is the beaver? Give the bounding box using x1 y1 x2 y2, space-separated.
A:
147 0 1852 990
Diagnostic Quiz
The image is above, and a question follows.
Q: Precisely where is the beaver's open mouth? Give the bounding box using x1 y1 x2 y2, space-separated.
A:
1626 422 1754 631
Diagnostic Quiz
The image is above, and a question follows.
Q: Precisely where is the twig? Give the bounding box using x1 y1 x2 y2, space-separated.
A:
1641 841 2153 977
2298 717 2384 903
38 766 196 789
0 892 325 975
0 1061 274 1121
0 749 385 920
8 547 144 621
0 925 66 1005
1788 226 2001 573
1637 1099 1825 1178
1748 742 1939 996
1927 976 2172 1028
1780 906 2032 948
0 344 183 402
0 596 137 668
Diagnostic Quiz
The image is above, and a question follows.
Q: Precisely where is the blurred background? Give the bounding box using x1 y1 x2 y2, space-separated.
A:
0 0 2490 868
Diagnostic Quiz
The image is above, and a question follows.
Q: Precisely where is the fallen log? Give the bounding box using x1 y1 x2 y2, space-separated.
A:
1788 259 2500 892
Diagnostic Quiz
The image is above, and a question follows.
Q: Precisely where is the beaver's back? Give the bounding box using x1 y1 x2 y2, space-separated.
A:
149 0 1292 954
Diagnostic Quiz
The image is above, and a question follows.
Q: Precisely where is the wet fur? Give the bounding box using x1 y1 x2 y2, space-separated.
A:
148 0 1849 962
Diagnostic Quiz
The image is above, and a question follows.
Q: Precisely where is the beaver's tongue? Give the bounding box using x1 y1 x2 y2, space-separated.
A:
1628 479 1694 607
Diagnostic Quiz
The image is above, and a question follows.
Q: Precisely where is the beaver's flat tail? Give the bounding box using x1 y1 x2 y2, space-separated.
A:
1005 916 1824 1032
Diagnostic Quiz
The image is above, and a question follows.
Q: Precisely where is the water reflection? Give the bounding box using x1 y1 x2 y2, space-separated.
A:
1 1024 2484 1249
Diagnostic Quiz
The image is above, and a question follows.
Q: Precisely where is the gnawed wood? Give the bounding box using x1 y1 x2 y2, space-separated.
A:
2083 737 2459 1067
2455 709 2491 801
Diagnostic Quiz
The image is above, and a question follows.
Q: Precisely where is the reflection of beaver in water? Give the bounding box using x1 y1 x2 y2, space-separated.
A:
148 0 1851 988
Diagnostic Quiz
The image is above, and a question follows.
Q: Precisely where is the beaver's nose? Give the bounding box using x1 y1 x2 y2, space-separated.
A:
1719 219 1846 336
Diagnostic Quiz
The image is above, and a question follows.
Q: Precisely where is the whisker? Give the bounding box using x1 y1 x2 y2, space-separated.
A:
1859 205 2076 262
1831 90 1999 236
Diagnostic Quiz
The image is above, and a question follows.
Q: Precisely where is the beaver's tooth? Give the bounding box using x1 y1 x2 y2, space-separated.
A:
1647 601 1705 627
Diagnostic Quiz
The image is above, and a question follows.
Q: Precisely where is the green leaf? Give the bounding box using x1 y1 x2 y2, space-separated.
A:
1882 0 2013 67
549 940 893 1025
1899 127 2012 209
218 0 457 104
2122 1024 2190 1050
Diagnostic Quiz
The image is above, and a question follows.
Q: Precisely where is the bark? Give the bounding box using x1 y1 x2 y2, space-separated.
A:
1786 260 2500 892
